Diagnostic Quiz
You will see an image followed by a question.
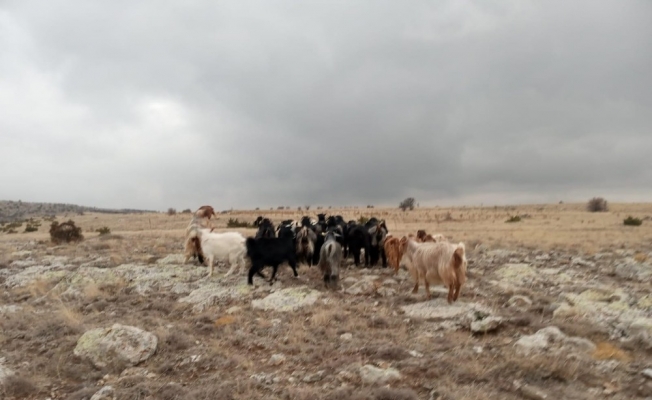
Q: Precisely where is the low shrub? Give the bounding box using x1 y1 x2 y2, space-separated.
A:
623 216 642 226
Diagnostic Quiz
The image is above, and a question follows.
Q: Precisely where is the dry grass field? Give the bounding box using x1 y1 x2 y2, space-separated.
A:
1 203 652 399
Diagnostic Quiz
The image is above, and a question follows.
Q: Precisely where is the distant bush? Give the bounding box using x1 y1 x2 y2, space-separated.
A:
96 226 111 235
587 197 608 212
399 197 415 211
167 208 177 216
305 205 310 211
1 221 23 233
181 209 192 214
623 216 642 226
24 225 38 233
367 205 375 209
358 216 369 225
49 220 84 244
227 218 252 228
505 215 521 223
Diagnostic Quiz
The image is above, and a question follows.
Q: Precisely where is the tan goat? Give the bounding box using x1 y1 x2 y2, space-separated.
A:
399 238 468 303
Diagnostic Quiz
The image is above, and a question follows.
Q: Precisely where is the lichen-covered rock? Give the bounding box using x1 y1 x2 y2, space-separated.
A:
0 357 14 383
156 254 186 265
80 257 114 269
179 281 253 312
251 286 321 312
401 300 491 322
90 386 116 400
495 263 538 285
468 310 503 333
74 324 158 369
614 258 652 282
359 365 401 384
515 326 595 355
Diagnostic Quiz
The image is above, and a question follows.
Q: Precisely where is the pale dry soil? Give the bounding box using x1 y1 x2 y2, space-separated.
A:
1 204 652 400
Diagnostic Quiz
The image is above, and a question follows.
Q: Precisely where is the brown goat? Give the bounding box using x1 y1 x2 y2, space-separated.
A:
399 238 468 303
383 235 403 275
195 205 216 219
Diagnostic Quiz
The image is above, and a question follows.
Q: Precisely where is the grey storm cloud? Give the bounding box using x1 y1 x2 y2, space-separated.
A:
1 0 651 210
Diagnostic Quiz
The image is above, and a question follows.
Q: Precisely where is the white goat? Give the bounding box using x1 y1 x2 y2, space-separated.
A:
197 229 248 277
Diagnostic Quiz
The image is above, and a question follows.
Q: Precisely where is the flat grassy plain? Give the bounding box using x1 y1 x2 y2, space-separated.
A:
1 202 651 399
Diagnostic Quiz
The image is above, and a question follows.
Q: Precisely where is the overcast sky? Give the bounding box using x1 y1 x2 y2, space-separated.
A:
1 1 651 211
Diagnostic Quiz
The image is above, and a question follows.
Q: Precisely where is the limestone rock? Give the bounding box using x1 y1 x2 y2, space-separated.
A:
251 286 321 312
515 326 595 355
401 300 492 322
495 263 538 285
179 281 253 312
359 364 401 385
90 386 116 400
74 324 158 369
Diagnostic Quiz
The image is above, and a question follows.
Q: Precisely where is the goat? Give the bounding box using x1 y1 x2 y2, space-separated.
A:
295 225 317 266
245 235 298 285
383 235 403 275
423 233 446 243
399 238 468 303
184 215 212 264
364 217 388 267
197 230 249 277
254 217 276 239
318 229 343 289
195 205 216 220
345 223 371 267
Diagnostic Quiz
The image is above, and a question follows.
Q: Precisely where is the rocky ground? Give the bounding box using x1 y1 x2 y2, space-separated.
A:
1 234 652 399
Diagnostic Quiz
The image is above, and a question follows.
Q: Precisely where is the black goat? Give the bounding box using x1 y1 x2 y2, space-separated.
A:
364 217 388 268
245 235 298 285
254 217 276 239
345 223 371 267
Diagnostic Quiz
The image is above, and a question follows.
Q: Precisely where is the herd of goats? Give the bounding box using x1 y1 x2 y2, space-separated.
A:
183 206 468 304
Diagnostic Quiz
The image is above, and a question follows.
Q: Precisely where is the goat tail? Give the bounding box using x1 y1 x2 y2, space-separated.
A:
191 236 205 264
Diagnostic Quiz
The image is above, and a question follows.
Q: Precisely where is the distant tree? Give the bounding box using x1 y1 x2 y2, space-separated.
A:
399 197 416 211
305 205 310 211
587 197 608 212
167 208 177 216
181 209 192 214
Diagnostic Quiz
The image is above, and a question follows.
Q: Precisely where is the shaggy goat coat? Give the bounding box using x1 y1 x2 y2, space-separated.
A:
318 232 343 289
295 226 317 266
383 236 403 275
183 216 214 264
400 239 468 303
197 230 248 277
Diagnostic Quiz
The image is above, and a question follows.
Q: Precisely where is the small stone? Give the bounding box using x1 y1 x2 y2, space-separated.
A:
359 364 401 385
408 350 423 358
506 295 533 310
519 384 548 400
642 369 652 379
340 333 353 341
270 354 286 366
226 306 241 315
90 386 115 400
470 315 503 333
303 370 325 383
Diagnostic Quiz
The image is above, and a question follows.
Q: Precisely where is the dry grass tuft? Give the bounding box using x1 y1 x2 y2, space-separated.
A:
634 252 648 263
214 315 236 327
592 342 632 362
1 375 38 398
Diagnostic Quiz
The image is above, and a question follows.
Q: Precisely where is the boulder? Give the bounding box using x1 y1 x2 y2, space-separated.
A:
74 324 158 369
252 286 321 312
